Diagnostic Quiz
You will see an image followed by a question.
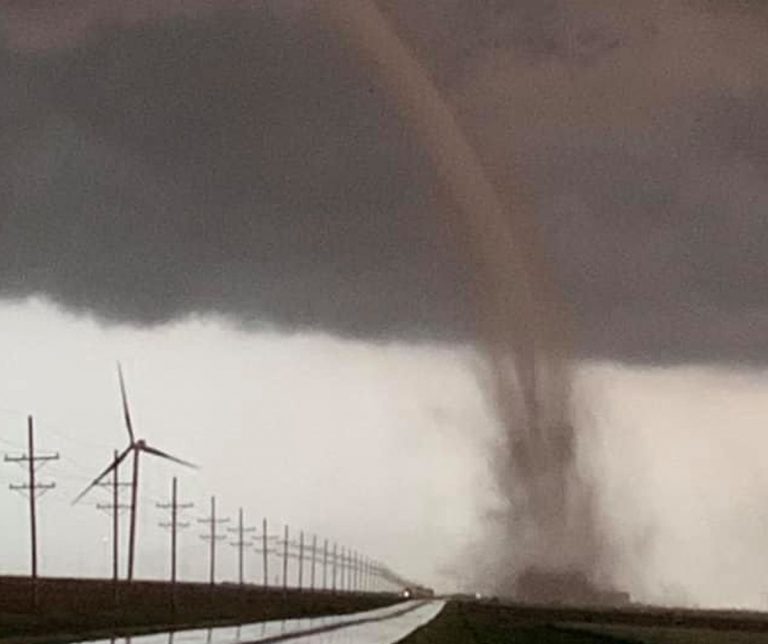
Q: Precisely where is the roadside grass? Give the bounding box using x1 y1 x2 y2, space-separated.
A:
564 623 768 644
398 602 640 643
400 602 768 643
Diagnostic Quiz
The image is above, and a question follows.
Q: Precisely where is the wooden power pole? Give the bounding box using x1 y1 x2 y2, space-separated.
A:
281 525 290 592
96 449 130 602
310 534 317 591
228 508 255 586
5 416 58 609
198 496 229 586
331 542 338 593
253 517 277 588
297 530 304 591
157 476 193 607
322 538 329 590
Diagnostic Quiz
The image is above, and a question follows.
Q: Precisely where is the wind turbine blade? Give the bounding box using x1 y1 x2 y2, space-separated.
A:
140 443 198 469
72 446 133 504
117 362 136 445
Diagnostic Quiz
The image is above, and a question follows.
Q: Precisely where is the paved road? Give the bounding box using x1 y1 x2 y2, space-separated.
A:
75 599 445 644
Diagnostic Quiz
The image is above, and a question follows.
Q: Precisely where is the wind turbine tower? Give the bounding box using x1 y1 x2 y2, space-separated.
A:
74 364 197 581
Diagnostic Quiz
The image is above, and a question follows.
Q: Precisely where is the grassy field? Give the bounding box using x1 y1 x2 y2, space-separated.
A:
399 602 631 643
566 623 768 643
399 601 768 643
0 576 399 643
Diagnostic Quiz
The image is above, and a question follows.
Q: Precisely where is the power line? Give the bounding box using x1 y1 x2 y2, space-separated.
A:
227 507 256 586
322 538 329 591
331 542 338 593
297 531 305 590
156 476 194 591
197 495 229 586
276 524 291 592
253 517 278 588
309 534 318 591
96 450 131 603
4 416 59 609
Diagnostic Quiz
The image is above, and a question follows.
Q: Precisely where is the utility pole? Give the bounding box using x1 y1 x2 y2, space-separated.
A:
95 450 130 602
348 549 354 592
343 547 350 592
297 531 304 591
5 416 58 609
371 559 376 592
331 542 338 593
370 559 376 592
156 477 193 608
263 518 270 588
253 517 277 588
357 551 362 592
310 534 317 591
281 525 290 592
375 561 383 592
322 538 329 590
198 496 229 586
276 526 308 592
369 558 375 592
371 560 377 592
227 508 255 586
349 549 355 592
346 549 352 592
344 549 350 592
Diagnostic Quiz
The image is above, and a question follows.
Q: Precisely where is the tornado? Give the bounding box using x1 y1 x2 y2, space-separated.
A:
320 0 602 596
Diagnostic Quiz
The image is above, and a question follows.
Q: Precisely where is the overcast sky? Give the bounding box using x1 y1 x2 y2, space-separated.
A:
1 0 768 607
0 299 495 591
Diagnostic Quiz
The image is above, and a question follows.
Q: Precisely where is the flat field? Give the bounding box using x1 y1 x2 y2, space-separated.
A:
0 576 398 643
399 601 768 643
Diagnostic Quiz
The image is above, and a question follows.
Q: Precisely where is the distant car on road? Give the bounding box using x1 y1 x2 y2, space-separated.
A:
401 585 435 599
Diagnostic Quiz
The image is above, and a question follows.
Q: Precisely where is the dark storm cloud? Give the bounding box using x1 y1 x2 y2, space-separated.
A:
2 0 768 362
0 5 469 338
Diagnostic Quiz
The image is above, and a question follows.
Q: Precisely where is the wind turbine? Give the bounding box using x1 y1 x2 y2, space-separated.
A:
74 363 197 581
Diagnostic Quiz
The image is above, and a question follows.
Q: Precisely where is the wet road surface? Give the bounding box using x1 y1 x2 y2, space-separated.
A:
75 599 445 644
